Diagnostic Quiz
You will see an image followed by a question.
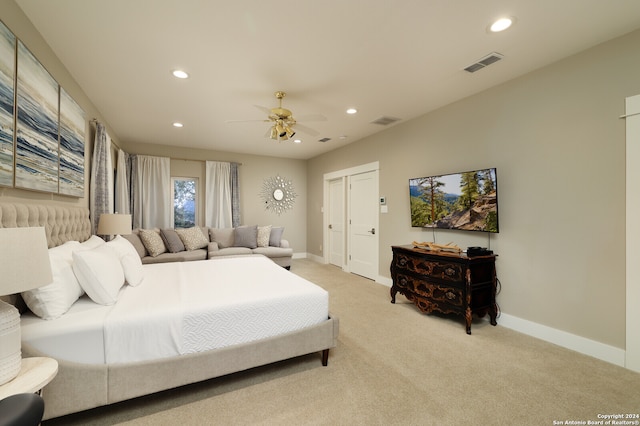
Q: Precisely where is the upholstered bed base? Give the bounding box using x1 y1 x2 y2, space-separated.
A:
0 203 339 420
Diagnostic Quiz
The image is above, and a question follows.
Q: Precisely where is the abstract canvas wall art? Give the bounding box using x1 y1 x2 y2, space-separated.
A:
15 40 59 193
59 87 85 197
0 21 15 188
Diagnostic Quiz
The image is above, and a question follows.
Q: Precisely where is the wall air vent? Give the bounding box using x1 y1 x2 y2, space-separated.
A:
464 52 504 73
318 137 331 143
370 116 401 126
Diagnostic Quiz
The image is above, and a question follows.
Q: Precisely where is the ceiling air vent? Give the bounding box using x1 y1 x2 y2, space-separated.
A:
370 116 401 126
318 137 331 143
464 52 504 73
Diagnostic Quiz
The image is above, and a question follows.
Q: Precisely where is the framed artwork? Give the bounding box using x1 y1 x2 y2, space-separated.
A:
15 40 59 193
59 87 85 197
0 21 15 188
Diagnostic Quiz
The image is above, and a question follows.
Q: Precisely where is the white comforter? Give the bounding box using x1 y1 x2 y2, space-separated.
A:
22 256 329 364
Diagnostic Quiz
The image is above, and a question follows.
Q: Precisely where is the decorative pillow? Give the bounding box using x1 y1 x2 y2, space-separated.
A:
160 229 185 253
234 225 258 249
257 225 272 248
269 227 285 247
176 227 209 251
106 235 145 287
21 241 83 320
209 228 234 248
122 232 147 258
139 229 167 257
80 235 106 249
73 244 125 305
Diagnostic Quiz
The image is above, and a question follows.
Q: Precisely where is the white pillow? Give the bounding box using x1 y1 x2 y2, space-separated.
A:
106 235 145 286
80 235 106 249
73 244 125 305
22 241 83 320
257 225 272 247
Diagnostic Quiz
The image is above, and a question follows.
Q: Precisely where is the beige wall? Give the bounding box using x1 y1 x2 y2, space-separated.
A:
123 142 307 253
307 29 640 349
0 1 119 208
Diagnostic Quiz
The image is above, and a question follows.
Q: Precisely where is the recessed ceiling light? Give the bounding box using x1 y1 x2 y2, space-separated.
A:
346 108 358 114
489 17 514 33
294 139 302 144
172 122 183 128
172 70 189 79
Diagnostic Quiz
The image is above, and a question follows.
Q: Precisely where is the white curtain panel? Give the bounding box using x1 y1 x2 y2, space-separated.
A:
115 149 130 214
205 161 232 228
132 155 171 229
89 122 113 234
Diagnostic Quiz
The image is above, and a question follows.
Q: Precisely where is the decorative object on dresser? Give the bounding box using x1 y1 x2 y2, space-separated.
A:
0 227 53 385
390 245 498 334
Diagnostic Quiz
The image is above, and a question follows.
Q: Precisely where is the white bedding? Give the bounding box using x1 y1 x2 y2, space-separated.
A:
21 256 329 364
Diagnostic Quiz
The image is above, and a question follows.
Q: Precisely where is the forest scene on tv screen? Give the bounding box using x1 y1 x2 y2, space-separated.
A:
409 168 498 233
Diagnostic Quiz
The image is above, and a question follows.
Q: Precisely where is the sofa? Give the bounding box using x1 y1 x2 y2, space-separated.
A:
122 225 293 269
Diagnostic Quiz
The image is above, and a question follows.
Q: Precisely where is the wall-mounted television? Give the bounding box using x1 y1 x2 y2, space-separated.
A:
409 168 499 233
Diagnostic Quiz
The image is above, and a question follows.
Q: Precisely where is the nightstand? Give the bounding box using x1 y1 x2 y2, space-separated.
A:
0 357 58 400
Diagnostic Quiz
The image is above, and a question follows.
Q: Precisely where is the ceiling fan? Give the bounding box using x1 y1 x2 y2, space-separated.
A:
227 91 326 141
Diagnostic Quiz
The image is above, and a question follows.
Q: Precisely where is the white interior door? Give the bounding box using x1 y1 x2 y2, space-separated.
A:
328 178 344 267
349 170 378 280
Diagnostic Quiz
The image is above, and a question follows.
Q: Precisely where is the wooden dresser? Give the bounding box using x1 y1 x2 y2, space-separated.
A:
390 245 498 334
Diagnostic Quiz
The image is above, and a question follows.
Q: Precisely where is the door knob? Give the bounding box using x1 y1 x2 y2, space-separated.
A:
368 228 375 234
329 224 333 229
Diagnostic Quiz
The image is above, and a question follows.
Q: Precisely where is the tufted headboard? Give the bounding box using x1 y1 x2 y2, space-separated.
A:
0 203 92 248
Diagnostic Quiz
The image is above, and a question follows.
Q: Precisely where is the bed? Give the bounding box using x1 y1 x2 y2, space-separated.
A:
0 203 339 420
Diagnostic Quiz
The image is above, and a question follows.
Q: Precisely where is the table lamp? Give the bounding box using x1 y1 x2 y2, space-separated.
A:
97 213 132 236
0 227 52 385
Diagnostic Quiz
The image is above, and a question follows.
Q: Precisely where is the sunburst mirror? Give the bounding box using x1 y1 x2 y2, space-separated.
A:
261 175 296 215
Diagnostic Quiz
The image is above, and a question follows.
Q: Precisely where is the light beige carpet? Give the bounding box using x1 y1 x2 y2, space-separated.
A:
44 259 640 426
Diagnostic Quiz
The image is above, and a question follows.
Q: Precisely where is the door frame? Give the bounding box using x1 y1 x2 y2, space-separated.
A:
625 94 640 372
323 162 379 275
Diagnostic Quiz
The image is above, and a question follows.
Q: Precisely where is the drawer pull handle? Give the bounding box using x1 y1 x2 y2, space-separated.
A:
445 268 456 276
445 291 456 300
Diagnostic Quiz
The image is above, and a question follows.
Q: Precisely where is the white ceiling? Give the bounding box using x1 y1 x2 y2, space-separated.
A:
14 0 640 160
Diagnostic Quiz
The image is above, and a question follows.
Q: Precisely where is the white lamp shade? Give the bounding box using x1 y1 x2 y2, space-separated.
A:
97 213 132 235
0 227 52 295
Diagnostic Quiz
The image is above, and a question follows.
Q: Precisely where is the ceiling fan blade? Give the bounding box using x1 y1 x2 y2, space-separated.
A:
225 119 270 123
253 104 272 114
293 123 320 137
295 113 327 122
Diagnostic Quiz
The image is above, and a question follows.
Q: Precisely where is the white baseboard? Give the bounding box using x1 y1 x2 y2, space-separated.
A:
298 257 625 368
499 313 626 367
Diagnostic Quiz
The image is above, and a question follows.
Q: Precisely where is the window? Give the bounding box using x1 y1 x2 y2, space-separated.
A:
172 177 198 228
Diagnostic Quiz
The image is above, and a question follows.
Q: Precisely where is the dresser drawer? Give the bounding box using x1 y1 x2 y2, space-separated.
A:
395 253 464 283
395 273 464 310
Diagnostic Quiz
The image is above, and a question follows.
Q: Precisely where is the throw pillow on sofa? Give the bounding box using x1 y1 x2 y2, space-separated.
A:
257 225 272 247
139 229 167 257
269 227 285 247
160 228 185 253
209 227 234 248
176 227 209 251
234 225 258 249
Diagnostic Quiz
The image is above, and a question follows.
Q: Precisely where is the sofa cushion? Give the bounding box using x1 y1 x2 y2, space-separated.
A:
257 225 272 248
176 227 209 251
252 246 293 258
209 228 234 248
160 228 185 253
208 247 253 257
269 227 285 247
139 229 167 257
141 249 207 264
234 225 258 249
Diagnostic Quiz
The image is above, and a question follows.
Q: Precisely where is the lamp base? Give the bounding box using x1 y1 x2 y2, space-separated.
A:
0 300 21 385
